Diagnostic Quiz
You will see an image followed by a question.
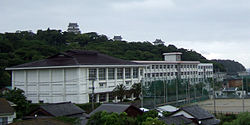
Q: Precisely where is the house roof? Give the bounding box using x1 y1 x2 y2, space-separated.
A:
157 105 179 113
0 98 15 115
201 118 220 125
180 105 214 120
89 104 132 116
160 115 194 125
7 50 140 70
38 102 85 117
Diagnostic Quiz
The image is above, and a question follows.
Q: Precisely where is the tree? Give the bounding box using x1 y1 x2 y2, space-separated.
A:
1 88 30 118
112 84 127 102
223 112 250 125
142 117 166 125
130 83 141 99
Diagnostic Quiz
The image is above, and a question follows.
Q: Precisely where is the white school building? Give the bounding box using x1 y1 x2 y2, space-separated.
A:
6 50 213 104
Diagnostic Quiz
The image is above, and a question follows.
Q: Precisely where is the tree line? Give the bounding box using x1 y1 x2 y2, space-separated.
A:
0 29 244 88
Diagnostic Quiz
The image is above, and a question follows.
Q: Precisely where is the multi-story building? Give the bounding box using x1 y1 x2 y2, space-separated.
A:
134 52 213 84
6 51 213 104
67 23 81 34
6 50 145 104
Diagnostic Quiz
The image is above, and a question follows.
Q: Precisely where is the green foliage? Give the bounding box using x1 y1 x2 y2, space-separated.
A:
223 112 250 125
142 117 166 125
54 116 80 125
162 111 171 117
216 114 236 125
0 29 232 88
87 111 137 125
112 84 127 102
76 103 101 114
0 88 30 118
130 83 141 99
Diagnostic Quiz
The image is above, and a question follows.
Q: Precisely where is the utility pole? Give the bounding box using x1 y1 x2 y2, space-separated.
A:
91 79 95 111
213 77 216 115
141 78 144 108
166 78 168 103
242 76 245 112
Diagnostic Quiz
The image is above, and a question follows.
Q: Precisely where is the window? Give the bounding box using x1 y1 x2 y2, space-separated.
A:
152 65 155 69
175 65 177 68
125 68 131 79
163 65 166 69
99 82 107 88
99 68 106 80
0 117 8 125
133 68 139 78
108 68 115 80
147 73 150 77
167 65 170 69
170 65 173 68
156 65 159 69
160 65 162 69
89 68 96 80
117 68 123 79
140 69 143 76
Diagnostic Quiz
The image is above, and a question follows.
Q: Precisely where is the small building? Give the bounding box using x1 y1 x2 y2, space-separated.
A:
171 105 220 125
228 78 243 88
26 102 85 118
160 115 195 125
89 103 143 117
0 98 16 125
153 39 164 45
67 23 81 34
113 36 122 41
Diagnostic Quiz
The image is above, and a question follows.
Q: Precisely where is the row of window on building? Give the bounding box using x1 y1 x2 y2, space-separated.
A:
147 64 199 70
145 71 213 78
88 68 141 80
198 65 213 69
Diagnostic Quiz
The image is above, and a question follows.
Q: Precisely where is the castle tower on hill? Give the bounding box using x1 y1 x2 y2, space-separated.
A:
67 23 81 34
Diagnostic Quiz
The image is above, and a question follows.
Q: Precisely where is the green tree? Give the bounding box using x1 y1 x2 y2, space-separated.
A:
112 84 127 102
142 117 166 125
130 83 141 100
223 112 250 125
1 88 30 118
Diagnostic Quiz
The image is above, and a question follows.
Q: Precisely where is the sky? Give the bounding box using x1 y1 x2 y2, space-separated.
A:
1 0 250 68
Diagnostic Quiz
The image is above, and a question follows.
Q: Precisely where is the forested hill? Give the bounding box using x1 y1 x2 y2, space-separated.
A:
212 59 246 74
0 29 230 87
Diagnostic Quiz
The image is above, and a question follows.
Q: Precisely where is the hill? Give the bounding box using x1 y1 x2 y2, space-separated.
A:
0 29 227 87
212 59 246 75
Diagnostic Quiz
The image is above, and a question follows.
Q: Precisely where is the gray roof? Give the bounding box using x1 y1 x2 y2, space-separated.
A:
160 115 194 125
181 105 214 120
8 50 140 69
89 104 131 116
0 98 14 115
40 102 85 117
201 118 220 125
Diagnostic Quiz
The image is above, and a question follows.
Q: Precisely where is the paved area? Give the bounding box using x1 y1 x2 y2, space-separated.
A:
196 99 250 114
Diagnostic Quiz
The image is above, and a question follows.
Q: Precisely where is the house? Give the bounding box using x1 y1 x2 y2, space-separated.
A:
113 36 122 41
6 50 145 104
89 103 143 117
67 23 81 34
160 115 195 125
171 105 220 125
0 98 16 125
26 102 85 118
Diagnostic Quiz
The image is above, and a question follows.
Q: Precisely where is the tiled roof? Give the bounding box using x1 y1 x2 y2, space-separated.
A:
39 102 85 117
89 104 131 116
181 105 214 120
7 50 139 69
0 98 15 115
160 115 194 125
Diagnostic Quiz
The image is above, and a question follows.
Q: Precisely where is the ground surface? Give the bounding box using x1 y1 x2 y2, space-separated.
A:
196 99 250 114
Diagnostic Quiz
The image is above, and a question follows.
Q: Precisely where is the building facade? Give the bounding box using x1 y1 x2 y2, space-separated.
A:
134 53 213 84
6 50 145 104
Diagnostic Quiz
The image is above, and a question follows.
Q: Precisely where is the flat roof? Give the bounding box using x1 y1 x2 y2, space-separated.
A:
163 52 182 55
133 61 200 64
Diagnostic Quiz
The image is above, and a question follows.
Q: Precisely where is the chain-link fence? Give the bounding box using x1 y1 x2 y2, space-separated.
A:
142 78 210 108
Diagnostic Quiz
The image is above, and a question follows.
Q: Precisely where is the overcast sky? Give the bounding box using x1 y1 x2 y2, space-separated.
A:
1 0 250 68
